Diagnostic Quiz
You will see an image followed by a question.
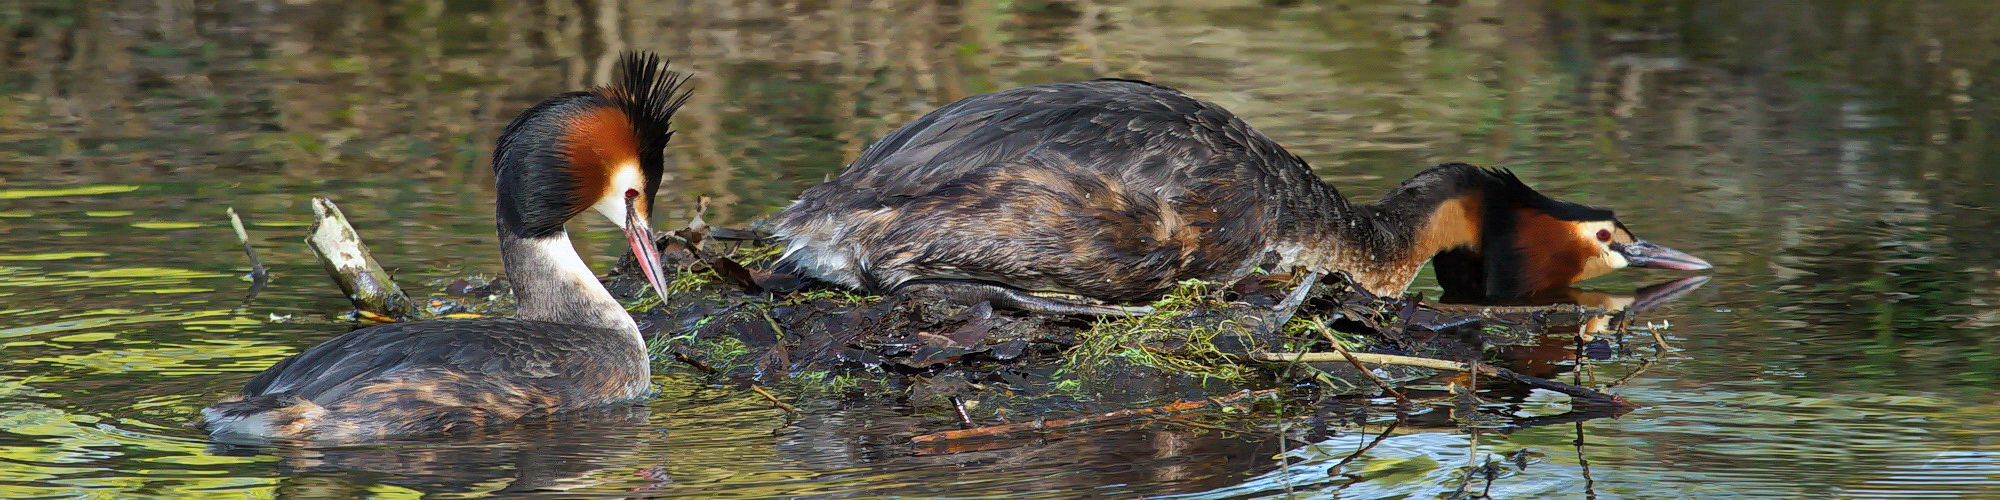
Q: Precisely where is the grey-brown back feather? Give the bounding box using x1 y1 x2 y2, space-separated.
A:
769 79 1359 300
234 318 642 409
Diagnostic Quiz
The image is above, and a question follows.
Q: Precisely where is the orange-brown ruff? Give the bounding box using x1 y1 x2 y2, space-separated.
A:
768 79 1708 314
198 53 690 444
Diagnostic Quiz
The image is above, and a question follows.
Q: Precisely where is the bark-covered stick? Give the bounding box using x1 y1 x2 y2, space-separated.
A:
306 197 412 319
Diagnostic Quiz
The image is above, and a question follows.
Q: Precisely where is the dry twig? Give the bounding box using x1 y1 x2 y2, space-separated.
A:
749 384 801 414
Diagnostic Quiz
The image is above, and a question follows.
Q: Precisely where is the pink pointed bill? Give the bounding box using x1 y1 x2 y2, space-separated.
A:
624 200 672 303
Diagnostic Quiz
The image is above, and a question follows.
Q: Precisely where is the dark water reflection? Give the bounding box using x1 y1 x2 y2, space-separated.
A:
5 0 2000 497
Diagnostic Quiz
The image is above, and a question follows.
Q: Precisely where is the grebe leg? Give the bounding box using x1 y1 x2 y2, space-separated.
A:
896 280 1155 317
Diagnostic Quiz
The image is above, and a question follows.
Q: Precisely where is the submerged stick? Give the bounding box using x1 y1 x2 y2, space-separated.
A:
305 197 412 319
1252 352 1628 406
910 389 1279 446
1644 324 1678 351
1325 419 1400 474
749 384 800 414
667 341 718 374
1153 416 1252 436
227 207 270 303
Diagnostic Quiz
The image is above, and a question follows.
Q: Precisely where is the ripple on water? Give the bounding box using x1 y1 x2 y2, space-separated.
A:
1163 382 2000 498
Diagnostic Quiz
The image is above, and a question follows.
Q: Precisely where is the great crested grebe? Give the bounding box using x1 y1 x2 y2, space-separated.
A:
199 52 689 444
768 79 1709 315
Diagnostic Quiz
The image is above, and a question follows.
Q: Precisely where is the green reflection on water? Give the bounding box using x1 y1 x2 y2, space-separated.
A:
0 253 107 261
127 222 203 230
0 185 140 200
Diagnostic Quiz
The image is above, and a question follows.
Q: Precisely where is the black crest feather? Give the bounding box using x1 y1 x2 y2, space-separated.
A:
605 51 694 176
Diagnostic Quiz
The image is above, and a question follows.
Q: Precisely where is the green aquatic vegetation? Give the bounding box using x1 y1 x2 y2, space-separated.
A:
1287 314 1367 352
785 369 867 397
783 286 878 305
725 242 786 266
691 334 752 372
623 294 662 312
622 285 666 312
1063 279 1256 383
1051 378 1084 395
665 267 717 295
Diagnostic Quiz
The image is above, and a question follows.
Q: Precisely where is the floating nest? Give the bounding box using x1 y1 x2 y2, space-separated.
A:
339 211 1701 449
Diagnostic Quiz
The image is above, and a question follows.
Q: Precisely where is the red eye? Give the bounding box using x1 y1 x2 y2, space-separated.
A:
624 189 640 200
1596 229 1612 242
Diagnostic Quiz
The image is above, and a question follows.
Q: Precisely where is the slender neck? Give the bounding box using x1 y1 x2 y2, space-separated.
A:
499 230 640 335
1286 174 1485 297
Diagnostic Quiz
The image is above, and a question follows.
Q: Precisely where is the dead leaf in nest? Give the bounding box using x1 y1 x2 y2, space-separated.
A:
674 195 713 251
904 343 981 369
943 302 997 346
989 339 1030 360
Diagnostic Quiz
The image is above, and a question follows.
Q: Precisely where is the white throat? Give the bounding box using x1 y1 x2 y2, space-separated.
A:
504 231 641 339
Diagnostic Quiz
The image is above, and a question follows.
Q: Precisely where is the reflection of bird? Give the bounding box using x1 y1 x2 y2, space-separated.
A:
214 404 656 496
768 79 1710 315
198 52 689 445
1446 275 1710 380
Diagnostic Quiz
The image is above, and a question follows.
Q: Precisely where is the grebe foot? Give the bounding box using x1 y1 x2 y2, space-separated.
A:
897 280 1154 317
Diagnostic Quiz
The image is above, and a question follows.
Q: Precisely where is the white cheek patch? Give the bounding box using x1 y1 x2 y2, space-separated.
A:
1574 221 1628 270
590 161 646 229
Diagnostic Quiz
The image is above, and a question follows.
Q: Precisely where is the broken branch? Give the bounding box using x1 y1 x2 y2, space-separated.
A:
305 197 413 319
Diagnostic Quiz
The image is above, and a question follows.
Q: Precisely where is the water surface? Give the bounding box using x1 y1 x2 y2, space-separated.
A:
4 0 2000 497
